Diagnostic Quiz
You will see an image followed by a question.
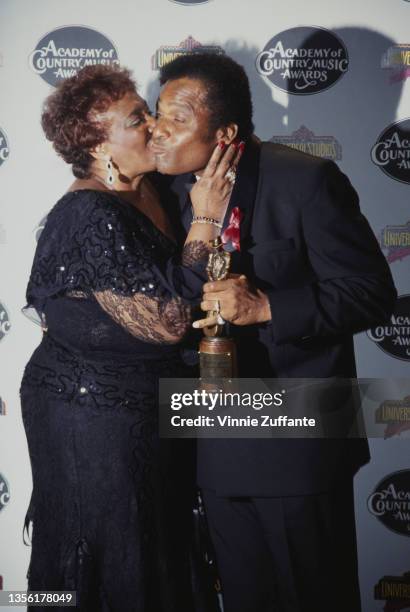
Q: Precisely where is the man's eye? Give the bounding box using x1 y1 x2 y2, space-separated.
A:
174 116 186 123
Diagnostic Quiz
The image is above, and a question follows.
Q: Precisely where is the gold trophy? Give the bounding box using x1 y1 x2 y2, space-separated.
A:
199 236 237 379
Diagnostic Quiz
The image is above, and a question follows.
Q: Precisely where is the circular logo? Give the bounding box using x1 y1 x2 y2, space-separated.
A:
0 302 11 342
368 470 410 536
169 0 211 3
371 118 410 184
0 473 10 512
367 295 410 361
29 26 119 86
0 128 10 167
256 26 349 95
34 213 49 243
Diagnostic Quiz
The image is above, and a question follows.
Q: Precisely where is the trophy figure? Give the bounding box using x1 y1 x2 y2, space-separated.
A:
199 236 237 379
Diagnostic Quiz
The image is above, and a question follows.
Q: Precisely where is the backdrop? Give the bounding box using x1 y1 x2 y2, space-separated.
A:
0 1 409 610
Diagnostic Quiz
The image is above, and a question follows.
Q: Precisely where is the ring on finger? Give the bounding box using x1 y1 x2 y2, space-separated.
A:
225 167 237 184
216 313 226 325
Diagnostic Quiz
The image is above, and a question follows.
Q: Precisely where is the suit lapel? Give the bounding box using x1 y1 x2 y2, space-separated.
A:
224 137 261 271
167 172 195 242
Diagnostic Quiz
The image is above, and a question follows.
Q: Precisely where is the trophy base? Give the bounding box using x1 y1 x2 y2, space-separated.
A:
199 336 237 379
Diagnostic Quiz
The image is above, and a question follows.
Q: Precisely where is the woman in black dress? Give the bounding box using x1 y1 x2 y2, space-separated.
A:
20 64 240 611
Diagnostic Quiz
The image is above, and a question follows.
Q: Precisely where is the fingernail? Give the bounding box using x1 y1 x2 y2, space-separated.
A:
192 322 199 328
239 141 245 152
218 141 226 149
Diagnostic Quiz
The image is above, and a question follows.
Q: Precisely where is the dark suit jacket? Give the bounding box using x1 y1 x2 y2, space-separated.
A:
166 138 397 496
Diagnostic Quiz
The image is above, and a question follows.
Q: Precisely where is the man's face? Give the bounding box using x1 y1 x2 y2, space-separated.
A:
149 77 218 175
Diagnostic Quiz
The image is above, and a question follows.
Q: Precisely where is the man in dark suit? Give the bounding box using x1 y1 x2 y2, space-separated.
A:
150 53 397 612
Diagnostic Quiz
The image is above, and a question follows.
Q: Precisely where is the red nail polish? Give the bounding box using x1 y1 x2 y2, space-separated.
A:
218 141 226 149
239 141 245 152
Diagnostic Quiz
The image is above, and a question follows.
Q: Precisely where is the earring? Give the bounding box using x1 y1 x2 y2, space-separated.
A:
106 157 114 186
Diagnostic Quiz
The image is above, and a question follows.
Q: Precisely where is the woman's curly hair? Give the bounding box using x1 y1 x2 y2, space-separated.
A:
41 64 137 178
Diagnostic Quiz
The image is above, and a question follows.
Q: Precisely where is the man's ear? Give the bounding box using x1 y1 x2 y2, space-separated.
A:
216 123 239 145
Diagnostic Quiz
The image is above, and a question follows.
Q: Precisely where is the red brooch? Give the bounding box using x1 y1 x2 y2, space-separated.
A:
221 206 243 252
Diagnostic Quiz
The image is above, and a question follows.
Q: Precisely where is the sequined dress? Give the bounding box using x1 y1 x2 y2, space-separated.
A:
20 189 207 612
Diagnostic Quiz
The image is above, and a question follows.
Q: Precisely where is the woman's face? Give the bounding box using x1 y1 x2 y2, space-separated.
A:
94 91 156 180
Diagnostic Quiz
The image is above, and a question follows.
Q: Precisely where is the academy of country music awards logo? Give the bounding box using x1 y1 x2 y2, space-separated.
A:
367 295 410 361
0 128 9 167
371 118 410 184
168 0 212 3
152 36 224 70
29 26 119 86
270 125 342 160
0 474 10 513
34 213 49 243
379 220 410 264
256 26 348 95
374 572 410 610
0 302 11 342
368 470 410 537
382 43 410 84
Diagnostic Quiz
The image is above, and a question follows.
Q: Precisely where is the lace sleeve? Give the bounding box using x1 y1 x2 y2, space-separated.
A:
25 190 208 339
93 290 192 344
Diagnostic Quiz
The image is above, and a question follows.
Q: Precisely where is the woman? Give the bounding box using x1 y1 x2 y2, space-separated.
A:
20 64 240 611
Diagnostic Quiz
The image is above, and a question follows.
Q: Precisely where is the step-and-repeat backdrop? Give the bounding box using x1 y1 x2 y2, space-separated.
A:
1 0 409 610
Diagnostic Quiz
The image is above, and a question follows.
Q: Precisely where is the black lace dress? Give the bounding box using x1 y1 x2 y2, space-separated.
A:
20 189 207 612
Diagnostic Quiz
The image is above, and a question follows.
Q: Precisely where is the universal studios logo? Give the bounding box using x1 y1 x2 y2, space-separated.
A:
379 220 410 264
256 26 349 95
367 295 410 361
374 572 410 606
270 125 342 160
371 118 410 184
368 470 410 537
29 26 119 86
152 36 224 71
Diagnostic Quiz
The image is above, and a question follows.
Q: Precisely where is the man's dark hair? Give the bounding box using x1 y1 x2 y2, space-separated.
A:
159 53 254 140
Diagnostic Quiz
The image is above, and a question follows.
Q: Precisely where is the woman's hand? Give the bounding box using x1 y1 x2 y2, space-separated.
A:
190 141 244 222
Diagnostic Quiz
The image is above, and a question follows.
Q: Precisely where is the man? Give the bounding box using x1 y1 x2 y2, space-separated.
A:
150 54 397 612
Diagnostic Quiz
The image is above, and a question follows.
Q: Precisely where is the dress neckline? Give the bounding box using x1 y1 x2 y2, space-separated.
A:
64 188 177 248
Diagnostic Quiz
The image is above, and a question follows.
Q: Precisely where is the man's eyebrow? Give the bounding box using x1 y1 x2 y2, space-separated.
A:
157 99 194 112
